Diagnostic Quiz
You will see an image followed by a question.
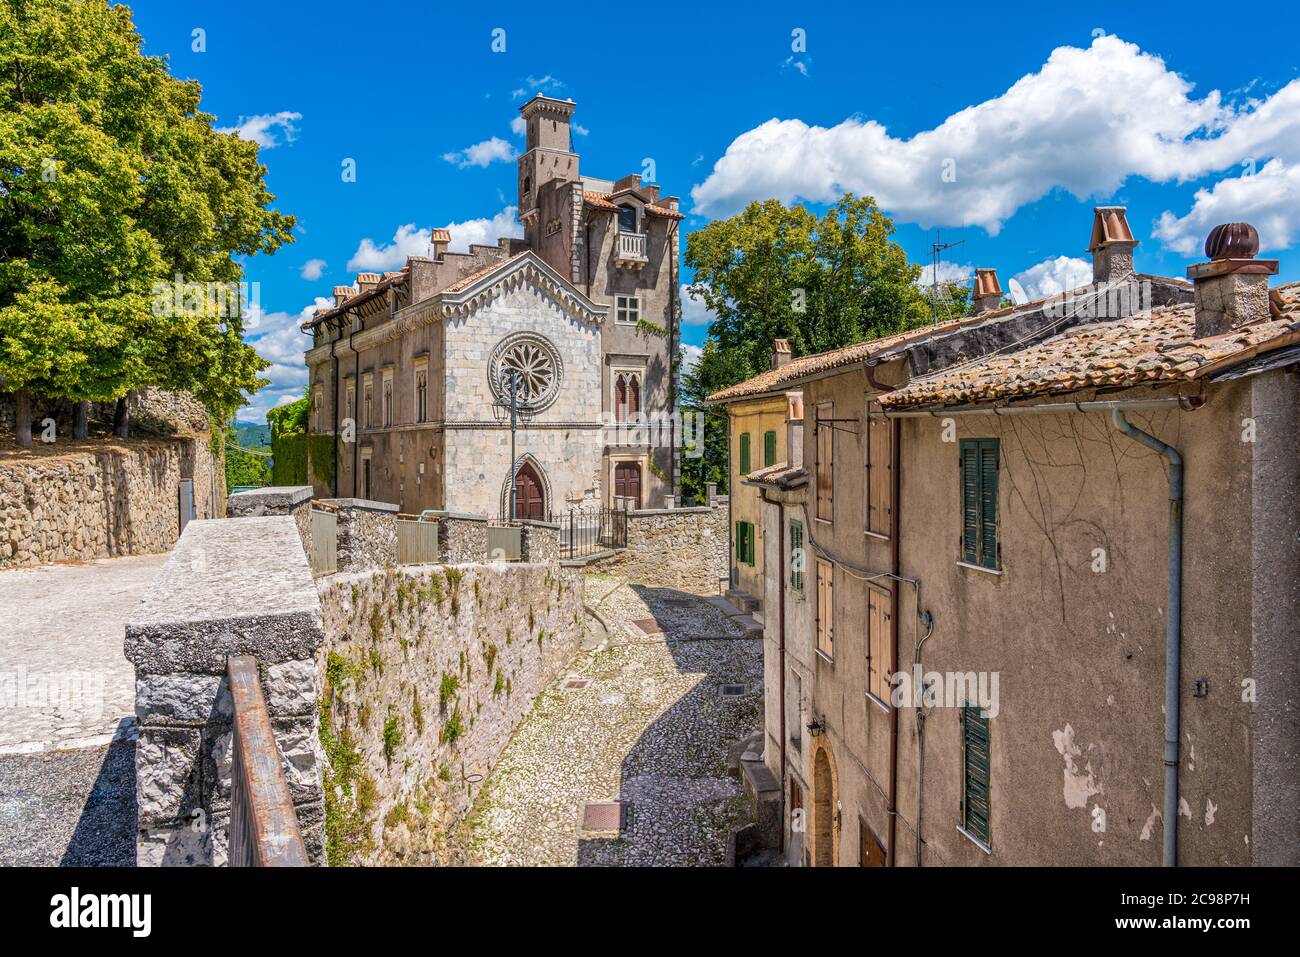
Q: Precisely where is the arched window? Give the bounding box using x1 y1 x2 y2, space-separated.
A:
615 372 641 423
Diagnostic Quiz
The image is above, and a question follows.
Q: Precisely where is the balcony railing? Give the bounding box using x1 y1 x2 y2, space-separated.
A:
615 230 648 268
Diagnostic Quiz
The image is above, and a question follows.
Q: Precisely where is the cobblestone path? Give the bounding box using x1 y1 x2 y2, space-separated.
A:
463 575 762 866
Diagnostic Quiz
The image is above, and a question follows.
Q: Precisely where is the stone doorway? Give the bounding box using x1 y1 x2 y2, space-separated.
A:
812 744 837 866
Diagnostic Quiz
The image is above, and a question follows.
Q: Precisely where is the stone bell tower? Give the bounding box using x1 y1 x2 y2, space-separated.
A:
516 95 579 249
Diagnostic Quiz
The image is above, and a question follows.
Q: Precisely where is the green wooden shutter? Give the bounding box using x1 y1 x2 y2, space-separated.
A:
789 521 804 591
959 438 999 569
764 430 777 467
959 441 980 564
978 440 1000 570
962 705 991 844
739 433 751 475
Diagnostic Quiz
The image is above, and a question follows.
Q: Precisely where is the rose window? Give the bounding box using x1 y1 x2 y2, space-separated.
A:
489 333 562 413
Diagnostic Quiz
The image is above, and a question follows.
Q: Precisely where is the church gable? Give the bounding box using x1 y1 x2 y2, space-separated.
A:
437 250 607 328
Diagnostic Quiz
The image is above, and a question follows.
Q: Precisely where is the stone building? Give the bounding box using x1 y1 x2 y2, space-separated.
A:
301 95 683 517
713 209 1300 867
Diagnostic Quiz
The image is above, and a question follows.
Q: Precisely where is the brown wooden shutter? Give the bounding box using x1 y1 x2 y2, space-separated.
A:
816 403 833 521
866 587 893 702
816 559 834 658
866 410 892 536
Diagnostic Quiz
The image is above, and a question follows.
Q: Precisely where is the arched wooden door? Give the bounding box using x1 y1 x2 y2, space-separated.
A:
614 461 641 509
513 462 545 520
813 747 835 866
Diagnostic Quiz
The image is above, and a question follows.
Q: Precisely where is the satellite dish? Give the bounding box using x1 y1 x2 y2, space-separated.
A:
1008 279 1029 305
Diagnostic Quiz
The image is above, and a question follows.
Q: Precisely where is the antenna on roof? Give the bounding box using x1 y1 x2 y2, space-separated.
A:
928 229 965 326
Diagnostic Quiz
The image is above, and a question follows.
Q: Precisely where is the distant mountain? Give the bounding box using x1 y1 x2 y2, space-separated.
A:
236 424 272 448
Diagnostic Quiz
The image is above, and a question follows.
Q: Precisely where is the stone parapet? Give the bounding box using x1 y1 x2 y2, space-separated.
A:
317 497 398 572
125 516 326 865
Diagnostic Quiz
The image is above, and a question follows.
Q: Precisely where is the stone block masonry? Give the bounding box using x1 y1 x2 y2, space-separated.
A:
227 485 314 556
588 504 728 594
0 435 220 567
317 498 398 572
315 561 585 865
125 516 327 865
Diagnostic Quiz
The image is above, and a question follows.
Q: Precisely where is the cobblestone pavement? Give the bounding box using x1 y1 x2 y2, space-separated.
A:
464 575 762 866
0 554 164 753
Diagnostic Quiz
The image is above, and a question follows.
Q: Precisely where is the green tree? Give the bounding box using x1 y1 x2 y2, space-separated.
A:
224 424 270 488
0 0 293 444
680 195 931 502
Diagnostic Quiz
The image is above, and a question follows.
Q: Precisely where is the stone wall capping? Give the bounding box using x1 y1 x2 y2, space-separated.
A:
227 485 314 511
629 505 715 516
317 497 399 513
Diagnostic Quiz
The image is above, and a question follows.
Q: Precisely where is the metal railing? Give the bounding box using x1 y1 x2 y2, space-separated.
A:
228 656 309 867
310 505 337 575
556 507 628 560
396 514 439 564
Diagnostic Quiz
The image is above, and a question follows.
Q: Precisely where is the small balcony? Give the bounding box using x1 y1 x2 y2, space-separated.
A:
614 230 648 269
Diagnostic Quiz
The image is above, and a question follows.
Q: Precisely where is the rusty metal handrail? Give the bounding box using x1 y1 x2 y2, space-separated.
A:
228 656 309 867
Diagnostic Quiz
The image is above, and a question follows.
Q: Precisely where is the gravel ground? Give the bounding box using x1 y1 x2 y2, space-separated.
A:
463 576 761 866
0 738 137 866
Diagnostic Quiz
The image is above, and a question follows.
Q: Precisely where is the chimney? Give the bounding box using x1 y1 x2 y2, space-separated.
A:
355 272 381 293
972 268 1003 314
1187 222 1278 338
429 228 451 261
786 391 804 469
332 285 355 308
1088 206 1138 285
771 338 792 370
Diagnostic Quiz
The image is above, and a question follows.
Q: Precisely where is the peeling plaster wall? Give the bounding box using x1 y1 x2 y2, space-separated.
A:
789 368 1279 866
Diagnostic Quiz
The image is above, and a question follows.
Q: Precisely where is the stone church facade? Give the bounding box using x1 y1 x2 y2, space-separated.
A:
301 95 683 517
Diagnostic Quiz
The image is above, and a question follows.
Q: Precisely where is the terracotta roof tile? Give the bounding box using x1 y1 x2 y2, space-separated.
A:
583 190 684 220
881 283 1300 409
743 462 808 489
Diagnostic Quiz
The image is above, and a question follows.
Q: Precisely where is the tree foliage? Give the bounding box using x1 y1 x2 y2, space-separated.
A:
679 195 933 501
0 0 294 423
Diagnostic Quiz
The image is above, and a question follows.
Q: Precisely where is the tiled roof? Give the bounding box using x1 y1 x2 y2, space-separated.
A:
583 190 685 220
881 283 1300 409
305 270 409 328
743 462 808 489
703 274 1191 404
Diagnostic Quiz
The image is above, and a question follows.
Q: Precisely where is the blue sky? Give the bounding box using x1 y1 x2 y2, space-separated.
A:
126 1 1300 422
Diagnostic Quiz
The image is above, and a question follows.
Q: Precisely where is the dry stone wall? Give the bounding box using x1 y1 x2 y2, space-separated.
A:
315 561 585 865
0 435 220 568
588 505 728 593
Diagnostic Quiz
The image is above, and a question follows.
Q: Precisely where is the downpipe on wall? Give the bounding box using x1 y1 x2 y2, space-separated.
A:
1111 408 1183 868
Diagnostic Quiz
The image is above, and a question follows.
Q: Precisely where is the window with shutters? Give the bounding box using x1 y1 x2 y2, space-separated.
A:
865 585 894 706
859 819 887 867
815 402 833 521
865 407 892 538
789 671 802 753
789 520 805 593
959 438 1000 570
815 559 834 660
961 705 992 848
362 374 374 430
764 430 777 467
613 371 641 423
735 521 755 566
738 432 751 475
414 357 429 424
381 367 394 427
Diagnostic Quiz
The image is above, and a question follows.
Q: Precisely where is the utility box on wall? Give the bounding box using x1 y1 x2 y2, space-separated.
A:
178 479 195 534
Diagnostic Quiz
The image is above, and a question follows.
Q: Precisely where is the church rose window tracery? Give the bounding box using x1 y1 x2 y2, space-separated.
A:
488 332 563 413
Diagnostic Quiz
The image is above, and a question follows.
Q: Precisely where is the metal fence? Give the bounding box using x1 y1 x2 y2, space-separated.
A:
397 515 440 565
228 655 309 867
310 506 337 575
556 507 628 560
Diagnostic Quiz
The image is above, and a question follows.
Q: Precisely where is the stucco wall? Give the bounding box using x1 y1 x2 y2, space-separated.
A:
0 434 220 568
315 562 585 865
728 395 790 603
784 370 1274 866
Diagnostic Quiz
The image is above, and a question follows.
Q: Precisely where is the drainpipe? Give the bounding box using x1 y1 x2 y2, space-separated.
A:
726 412 734 591
762 488 788 855
667 219 680 502
329 321 339 497
1112 408 1183 868
349 310 362 496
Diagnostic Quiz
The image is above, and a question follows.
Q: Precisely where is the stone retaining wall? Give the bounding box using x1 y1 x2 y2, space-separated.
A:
318 498 398 572
0 434 220 568
315 562 585 865
588 504 728 593
519 519 559 563
126 516 327 866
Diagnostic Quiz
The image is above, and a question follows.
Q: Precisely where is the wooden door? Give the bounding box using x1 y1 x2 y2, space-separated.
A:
514 462 545 520
614 461 641 509
859 819 887 866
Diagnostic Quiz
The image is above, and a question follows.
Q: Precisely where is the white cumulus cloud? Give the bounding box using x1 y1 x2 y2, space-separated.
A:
1011 256 1093 301
217 111 302 149
681 284 717 326
916 261 973 288
300 259 327 281
443 136 518 168
238 297 332 423
345 208 523 272
1154 157 1300 254
691 35 1300 238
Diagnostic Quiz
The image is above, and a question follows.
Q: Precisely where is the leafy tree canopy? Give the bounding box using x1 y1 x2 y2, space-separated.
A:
0 0 294 420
